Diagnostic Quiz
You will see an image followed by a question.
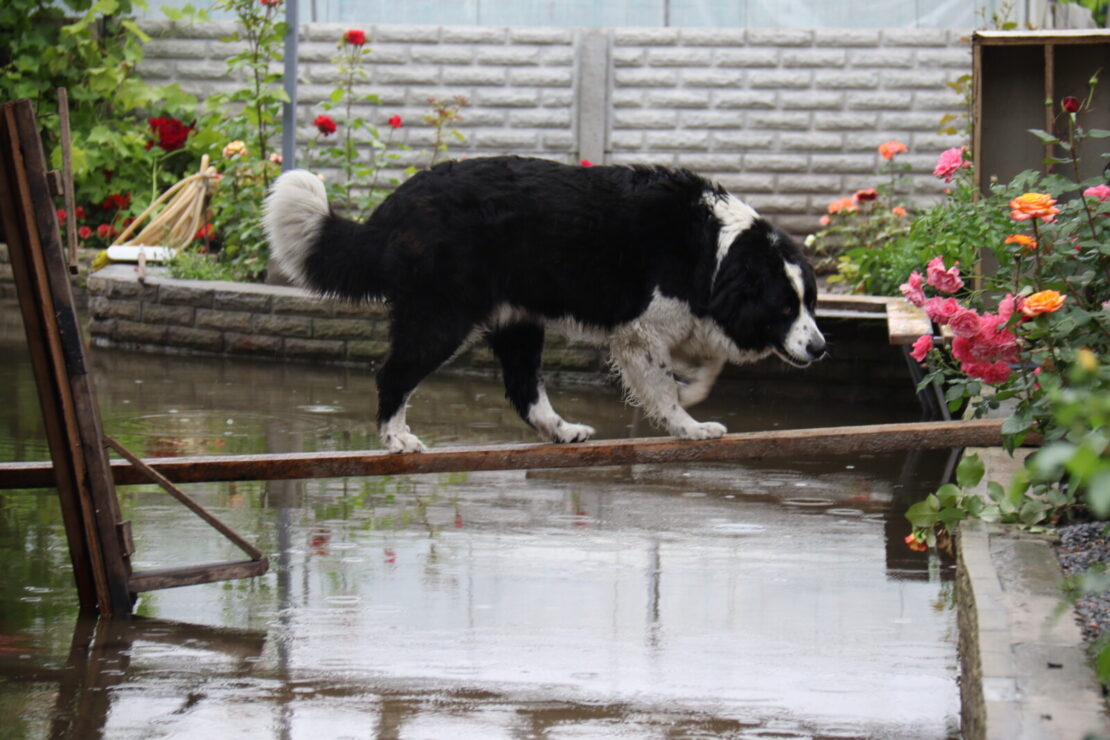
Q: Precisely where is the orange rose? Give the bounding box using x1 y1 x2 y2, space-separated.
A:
891 206 907 217
1021 290 1066 317
1004 234 1037 252
904 533 927 552
1009 192 1060 222
827 196 858 215
878 140 908 159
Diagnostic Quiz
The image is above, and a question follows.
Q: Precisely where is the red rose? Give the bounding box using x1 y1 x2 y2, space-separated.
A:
102 193 131 211
56 209 67 223
75 205 86 219
96 223 113 239
147 116 193 152
388 114 403 129
78 226 92 240
343 29 366 46
314 114 337 136
1062 96 1080 114
854 188 879 202
580 160 594 167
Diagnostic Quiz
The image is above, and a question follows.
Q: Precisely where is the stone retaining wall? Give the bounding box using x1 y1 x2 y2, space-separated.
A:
85 264 608 373
78 262 919 406
1 245 920 399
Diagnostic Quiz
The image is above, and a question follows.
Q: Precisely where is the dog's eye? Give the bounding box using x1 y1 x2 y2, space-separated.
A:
782 305 794 315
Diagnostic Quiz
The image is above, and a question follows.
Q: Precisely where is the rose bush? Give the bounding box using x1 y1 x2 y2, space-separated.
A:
902 86 1109 543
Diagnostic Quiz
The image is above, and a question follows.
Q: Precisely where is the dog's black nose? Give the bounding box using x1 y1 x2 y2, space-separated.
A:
807 338 827 360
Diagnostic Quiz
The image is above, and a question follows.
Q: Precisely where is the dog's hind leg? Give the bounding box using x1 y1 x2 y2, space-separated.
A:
487 323 595 444
376 309 477 453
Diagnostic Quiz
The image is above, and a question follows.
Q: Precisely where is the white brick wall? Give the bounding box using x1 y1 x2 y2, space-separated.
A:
608 26 969 232
137 21 971 233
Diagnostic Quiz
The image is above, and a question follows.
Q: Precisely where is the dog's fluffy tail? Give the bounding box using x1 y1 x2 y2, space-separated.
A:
263 169 386 301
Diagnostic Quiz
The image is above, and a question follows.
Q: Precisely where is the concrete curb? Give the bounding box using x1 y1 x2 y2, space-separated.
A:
958 518 1110 739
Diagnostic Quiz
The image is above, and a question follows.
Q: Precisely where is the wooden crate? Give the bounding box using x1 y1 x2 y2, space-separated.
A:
973 30 1110 191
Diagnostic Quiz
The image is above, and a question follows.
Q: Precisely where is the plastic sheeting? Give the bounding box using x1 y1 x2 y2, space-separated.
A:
142 0 1022 27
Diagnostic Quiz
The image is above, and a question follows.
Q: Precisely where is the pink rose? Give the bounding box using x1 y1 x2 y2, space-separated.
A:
949 308 982 338
996 294 1022 321
962 361 1011 385
933 147 969 183
910 334 933 363
952 314 1019 365
924 296 961 326
926 256 964 294
1083 184 1110 202
899 270 926 307
977 314 1019 362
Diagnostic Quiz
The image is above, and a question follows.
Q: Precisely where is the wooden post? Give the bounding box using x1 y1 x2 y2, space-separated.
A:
0 99 134 615
1 97 269 608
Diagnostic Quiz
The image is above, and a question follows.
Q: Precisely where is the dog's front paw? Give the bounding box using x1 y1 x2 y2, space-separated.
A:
674 420 727 440
383 431 427 454
549 422 596 444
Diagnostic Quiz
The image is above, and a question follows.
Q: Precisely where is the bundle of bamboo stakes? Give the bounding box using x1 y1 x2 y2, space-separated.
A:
92 155 219 270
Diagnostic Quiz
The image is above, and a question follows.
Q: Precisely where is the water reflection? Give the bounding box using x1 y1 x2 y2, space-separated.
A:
0 304 959 738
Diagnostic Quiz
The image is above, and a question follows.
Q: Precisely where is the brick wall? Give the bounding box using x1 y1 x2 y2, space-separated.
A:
136 21 971 233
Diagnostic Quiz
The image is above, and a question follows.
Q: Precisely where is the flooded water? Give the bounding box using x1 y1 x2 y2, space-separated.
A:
0 302 960 739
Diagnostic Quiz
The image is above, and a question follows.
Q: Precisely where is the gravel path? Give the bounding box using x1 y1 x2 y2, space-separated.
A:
1057 522 1110 643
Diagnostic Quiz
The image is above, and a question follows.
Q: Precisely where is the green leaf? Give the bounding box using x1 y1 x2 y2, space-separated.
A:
905 500 940 528
1019 499 1046 525
121 19 151 43
965 494 985 516
1027 128 1061 145
1001 409 1033 435
957 454 985 489
936 483 962 508
1089 470 1110 519
1032 442 1077 478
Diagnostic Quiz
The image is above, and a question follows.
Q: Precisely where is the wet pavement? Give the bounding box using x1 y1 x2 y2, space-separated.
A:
0 303 961 738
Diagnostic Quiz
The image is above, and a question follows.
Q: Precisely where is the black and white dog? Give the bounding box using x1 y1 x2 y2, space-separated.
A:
264 156 825 453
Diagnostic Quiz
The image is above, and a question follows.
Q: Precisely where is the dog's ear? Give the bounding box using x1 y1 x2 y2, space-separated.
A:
709 246 768 349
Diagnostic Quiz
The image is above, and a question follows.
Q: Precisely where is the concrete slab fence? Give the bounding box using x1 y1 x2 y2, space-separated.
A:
137 21 971 234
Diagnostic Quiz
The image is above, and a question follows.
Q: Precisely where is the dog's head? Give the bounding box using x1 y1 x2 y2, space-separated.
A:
707 208 827 369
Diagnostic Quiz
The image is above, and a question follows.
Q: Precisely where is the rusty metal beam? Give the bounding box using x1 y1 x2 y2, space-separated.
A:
0 419 1015 490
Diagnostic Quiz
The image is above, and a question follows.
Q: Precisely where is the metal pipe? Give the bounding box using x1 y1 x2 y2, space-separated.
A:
280 0 299 171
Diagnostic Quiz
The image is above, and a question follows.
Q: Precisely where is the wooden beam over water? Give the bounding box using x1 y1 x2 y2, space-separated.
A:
0 418 1014 490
